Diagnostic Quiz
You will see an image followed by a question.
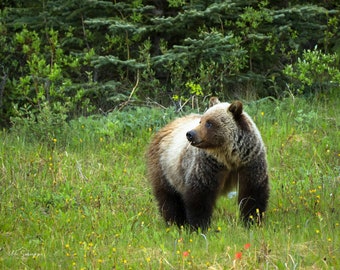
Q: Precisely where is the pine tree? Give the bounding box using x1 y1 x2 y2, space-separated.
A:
0 0 339 126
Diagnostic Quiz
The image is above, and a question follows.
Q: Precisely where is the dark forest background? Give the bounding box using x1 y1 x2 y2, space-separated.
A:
0 0 339 127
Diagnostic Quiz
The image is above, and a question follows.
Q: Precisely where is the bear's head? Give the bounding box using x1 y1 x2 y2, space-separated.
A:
186 101 250 150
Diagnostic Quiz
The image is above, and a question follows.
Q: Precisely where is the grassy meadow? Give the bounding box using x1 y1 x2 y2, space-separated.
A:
0 95 339 269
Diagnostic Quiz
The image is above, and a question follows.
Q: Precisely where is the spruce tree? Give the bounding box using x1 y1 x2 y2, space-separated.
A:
0 0 339 126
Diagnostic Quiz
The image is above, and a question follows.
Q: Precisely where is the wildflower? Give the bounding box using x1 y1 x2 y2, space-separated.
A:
235 252 242 260
261 112 264 116
52 138 57 143
244 243 251 250
183 251 190 257
146 257 151 262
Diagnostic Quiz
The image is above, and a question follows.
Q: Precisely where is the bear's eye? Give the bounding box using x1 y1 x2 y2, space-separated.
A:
205 121 213 129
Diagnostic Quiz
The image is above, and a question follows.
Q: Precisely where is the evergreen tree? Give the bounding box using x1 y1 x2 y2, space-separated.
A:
0 0 339 126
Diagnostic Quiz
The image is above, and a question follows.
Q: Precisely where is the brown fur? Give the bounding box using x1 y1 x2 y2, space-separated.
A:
147 99 269 230
209 96 221 107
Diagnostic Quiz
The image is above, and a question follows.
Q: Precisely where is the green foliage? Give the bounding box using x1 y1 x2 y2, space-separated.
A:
168 0 186 8
8 26 99 133
10 102 69 146
284 47 340 94
185 81 203 97
73 106 177 143
1 96 339 269
15 28 66 103
0 0 340 126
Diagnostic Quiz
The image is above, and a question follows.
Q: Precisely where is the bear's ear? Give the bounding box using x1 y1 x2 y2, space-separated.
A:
228 101 243 120
209 96 220 107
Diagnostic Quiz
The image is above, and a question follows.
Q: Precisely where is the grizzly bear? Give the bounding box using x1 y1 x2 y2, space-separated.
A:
146 98 269 230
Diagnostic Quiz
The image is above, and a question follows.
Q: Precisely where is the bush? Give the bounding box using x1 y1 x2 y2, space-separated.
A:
283 47 340 95
10 102 69 146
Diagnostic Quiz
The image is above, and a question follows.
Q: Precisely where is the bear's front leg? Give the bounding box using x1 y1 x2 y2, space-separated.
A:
183 187 219 231
153 181 187 227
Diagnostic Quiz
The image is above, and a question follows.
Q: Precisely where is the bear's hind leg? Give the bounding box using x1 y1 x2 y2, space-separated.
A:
153 182 187 227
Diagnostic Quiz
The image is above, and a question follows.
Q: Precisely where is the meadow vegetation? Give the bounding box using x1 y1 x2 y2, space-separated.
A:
1 1 339 268
1 92 339 269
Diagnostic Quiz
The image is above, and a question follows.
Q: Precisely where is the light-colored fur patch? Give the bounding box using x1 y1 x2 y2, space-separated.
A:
159 114 200 193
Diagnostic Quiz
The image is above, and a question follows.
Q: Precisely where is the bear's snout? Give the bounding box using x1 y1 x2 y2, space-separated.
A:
186 130 197 143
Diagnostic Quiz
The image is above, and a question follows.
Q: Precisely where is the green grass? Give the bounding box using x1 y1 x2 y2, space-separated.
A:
1 95 339 269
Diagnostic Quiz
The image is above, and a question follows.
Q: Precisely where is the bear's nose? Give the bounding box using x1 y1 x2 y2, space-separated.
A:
186 130 196 142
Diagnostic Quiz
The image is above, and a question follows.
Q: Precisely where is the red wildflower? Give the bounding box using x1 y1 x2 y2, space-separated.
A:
244 243 251 250
183 251 189 257
235 252 242 260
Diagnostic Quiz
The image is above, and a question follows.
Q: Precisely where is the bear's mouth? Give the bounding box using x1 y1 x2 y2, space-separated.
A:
189 140 204 147
186 130 202 147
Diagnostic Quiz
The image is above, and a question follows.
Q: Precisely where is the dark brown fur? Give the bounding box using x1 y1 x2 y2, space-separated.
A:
147 100 269 230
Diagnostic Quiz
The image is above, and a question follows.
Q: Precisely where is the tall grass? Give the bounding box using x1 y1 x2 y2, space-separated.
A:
1 95 339 269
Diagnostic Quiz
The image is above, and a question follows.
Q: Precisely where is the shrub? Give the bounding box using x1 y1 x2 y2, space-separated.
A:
283 47 340 95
